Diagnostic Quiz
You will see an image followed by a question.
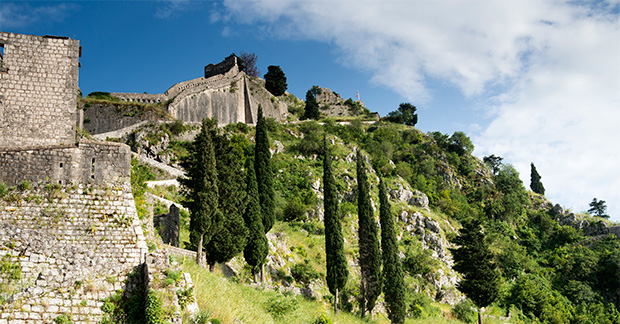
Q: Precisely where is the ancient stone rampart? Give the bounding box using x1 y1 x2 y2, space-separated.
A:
109 92 167 104
0 140 130 186
0 181 147 323
0 32 80 148
204 55 239 79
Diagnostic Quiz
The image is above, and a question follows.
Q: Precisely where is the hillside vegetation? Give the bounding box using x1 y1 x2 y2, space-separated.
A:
123 99 619 324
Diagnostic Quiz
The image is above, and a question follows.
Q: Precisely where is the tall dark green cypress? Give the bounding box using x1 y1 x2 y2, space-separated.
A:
530 163 545 195
254 105 275 233
379 177 407 324
243 150 268 282
323 137 348 313
180 118 220 266
356 150 382 317
302 89 320 120
204 133 248 272
449 219 501 324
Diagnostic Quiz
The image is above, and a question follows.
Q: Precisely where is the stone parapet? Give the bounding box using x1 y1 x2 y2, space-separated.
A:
0 141 131 186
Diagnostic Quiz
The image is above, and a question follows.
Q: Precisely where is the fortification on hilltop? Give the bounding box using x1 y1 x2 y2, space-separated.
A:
0 31 151 323
108 54 288 128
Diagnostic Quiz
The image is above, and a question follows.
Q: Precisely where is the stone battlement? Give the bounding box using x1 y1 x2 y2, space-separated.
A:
110 92 167 104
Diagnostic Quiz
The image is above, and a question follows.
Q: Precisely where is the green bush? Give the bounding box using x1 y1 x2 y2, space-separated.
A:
264 294 299 319
54 314 74 324
452 299 477 323
409 292 441 319
18 181 30 191
313 313 333 324
190 310 211 324
290 260 320 286
145 290 165 324
283 197 307 222
0 183 7 198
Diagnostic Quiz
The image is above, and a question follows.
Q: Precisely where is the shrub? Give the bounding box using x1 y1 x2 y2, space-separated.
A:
264 294 299 319
0 183 7 198
18 181 30 191
283 197 306 222
145 290 165 324
452 299 477 323
190 310 211 324
290 260 320 286
313 314 333 324
54 314 74 324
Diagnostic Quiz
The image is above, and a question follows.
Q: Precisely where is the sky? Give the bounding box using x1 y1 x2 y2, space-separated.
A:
1 0 619 221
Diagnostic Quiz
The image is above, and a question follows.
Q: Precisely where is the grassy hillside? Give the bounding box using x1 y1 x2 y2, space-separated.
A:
128 115 619 324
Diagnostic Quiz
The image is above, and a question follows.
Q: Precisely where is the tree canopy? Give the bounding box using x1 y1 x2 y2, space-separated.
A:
530 162 545 195
239 51 260 77
302 89 320 120
588 198 609 219
264 65 287 96
386 102 418 126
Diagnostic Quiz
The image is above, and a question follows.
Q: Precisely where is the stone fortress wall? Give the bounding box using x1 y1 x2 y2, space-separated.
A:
0 32 80 149
0 31 147 323
109 92 167 104
105 54 288 132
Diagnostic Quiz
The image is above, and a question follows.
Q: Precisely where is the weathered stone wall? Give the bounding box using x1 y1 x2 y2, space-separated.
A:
0 181 147 323
0 32 79 149
110 92 167 104
0 140 130 186
82 103 167 135
153 204 180 247
204 55 239 79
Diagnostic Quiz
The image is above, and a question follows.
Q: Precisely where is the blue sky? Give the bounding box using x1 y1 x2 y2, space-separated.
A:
2 0 619 221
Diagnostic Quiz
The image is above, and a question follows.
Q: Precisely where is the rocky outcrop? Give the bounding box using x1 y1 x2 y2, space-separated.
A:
388 181 430 210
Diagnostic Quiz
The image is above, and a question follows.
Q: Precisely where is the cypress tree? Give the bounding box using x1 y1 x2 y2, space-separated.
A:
530 163 545 195
303 89 320 120
180 118 220 266
243 150 268 282
357 150 382 317
255 105 275 233
379 177 407 324
204 133 248 272
449 219 501 324
323 137 348 313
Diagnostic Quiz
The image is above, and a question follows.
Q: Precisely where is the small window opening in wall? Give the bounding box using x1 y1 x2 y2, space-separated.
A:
59 162 63 168
91 158 95 179
0 44 4 68
58 180 62 185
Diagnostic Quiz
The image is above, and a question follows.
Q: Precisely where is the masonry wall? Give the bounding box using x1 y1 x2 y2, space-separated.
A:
0 181 147 323
0 32 80 148
0 140 131 186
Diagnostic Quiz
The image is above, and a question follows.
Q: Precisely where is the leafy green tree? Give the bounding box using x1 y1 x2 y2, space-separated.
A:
255 105 276 232
379 177 407 323
530 163 545 195
242 150 268 282
387 102 418 126
357 150 382 317
450 219 501 324
449 131 474 155
264 65 287 96
204 133 248 272
483 155 503 175
302 89 320 120
323 137 348 313
180 119 220 266
588 198 609 218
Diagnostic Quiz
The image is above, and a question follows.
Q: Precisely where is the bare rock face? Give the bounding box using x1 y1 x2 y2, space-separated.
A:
388 182 430 210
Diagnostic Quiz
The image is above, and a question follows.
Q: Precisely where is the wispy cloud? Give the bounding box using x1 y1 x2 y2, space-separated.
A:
0 2 76 29
219 0 620 219
154 0 191 19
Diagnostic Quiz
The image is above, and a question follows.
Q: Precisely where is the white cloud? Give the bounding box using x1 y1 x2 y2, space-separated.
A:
219 0 620 220
0 2 75 29
154 0 191 19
